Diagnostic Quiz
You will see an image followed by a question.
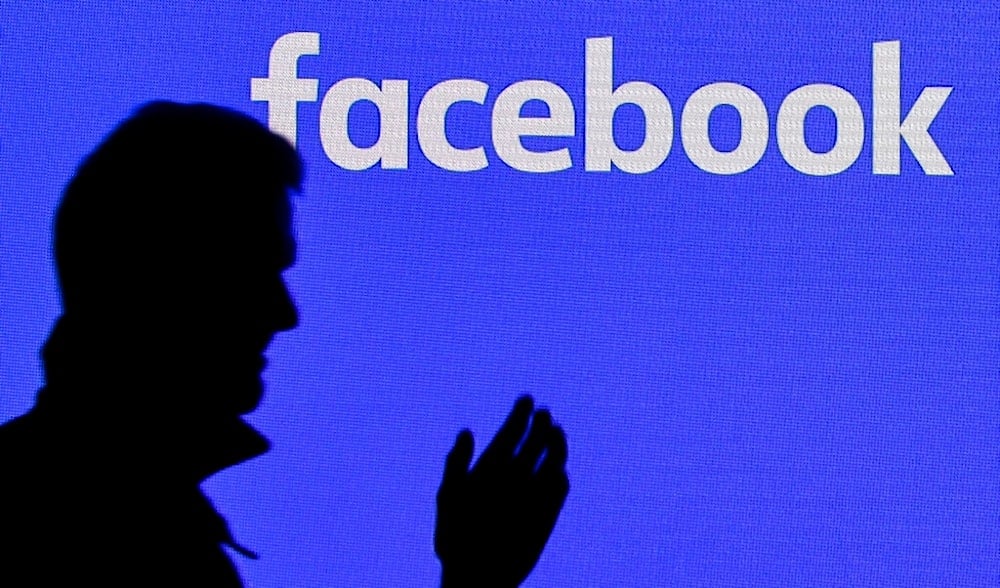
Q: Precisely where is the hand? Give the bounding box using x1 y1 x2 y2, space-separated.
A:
436 395 570 588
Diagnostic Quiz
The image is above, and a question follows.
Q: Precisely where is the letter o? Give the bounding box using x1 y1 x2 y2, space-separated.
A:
681 83 768 175
777 84 863 176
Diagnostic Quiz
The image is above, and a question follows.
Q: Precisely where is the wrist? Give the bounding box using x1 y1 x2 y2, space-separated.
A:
441 568 516 588
441 566 486 588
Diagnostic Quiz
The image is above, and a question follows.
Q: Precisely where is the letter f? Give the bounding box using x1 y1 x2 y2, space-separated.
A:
251 32 321 148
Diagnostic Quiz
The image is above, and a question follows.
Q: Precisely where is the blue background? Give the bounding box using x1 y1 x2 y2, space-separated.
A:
2 2 998 585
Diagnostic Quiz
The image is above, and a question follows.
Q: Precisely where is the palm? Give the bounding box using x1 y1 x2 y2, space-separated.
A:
436 396 570 588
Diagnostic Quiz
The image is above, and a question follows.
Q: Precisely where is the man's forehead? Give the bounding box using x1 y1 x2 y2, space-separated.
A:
249 188 296 268
275 188 296 268
216 212 296 271
212 237 294 278
279 229 297 269
252 219 296 268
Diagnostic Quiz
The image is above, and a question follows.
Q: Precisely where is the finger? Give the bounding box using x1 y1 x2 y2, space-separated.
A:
532 468 569 549
442 429 474 489
535 427 569 528
537 425 568 478
539 470 570 529
515 410 553 472
538 426 570 502
478 395 534 465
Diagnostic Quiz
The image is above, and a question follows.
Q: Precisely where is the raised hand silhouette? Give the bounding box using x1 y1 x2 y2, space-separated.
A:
436 395 570 587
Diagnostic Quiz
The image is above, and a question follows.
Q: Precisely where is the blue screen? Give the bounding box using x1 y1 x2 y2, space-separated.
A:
2 2 998 585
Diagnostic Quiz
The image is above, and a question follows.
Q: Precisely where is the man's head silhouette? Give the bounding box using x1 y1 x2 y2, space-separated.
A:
0 100 570 587
42 101 302 478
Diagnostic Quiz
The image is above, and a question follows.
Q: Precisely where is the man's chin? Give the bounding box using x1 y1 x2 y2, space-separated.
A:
187 413 271 479
185 367 267 415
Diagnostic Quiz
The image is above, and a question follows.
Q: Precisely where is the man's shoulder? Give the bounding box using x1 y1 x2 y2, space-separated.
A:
0 410 33 434
0 413 245 586
0 411 38 465
0 411 47 496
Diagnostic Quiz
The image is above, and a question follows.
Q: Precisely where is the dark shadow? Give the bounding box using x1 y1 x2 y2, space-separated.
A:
0 101 568 587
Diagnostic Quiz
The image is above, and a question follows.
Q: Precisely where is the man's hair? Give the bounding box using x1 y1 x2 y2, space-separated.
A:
54 101 303 312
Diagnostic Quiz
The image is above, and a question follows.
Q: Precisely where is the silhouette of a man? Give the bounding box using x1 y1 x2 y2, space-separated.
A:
0 102 568 586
